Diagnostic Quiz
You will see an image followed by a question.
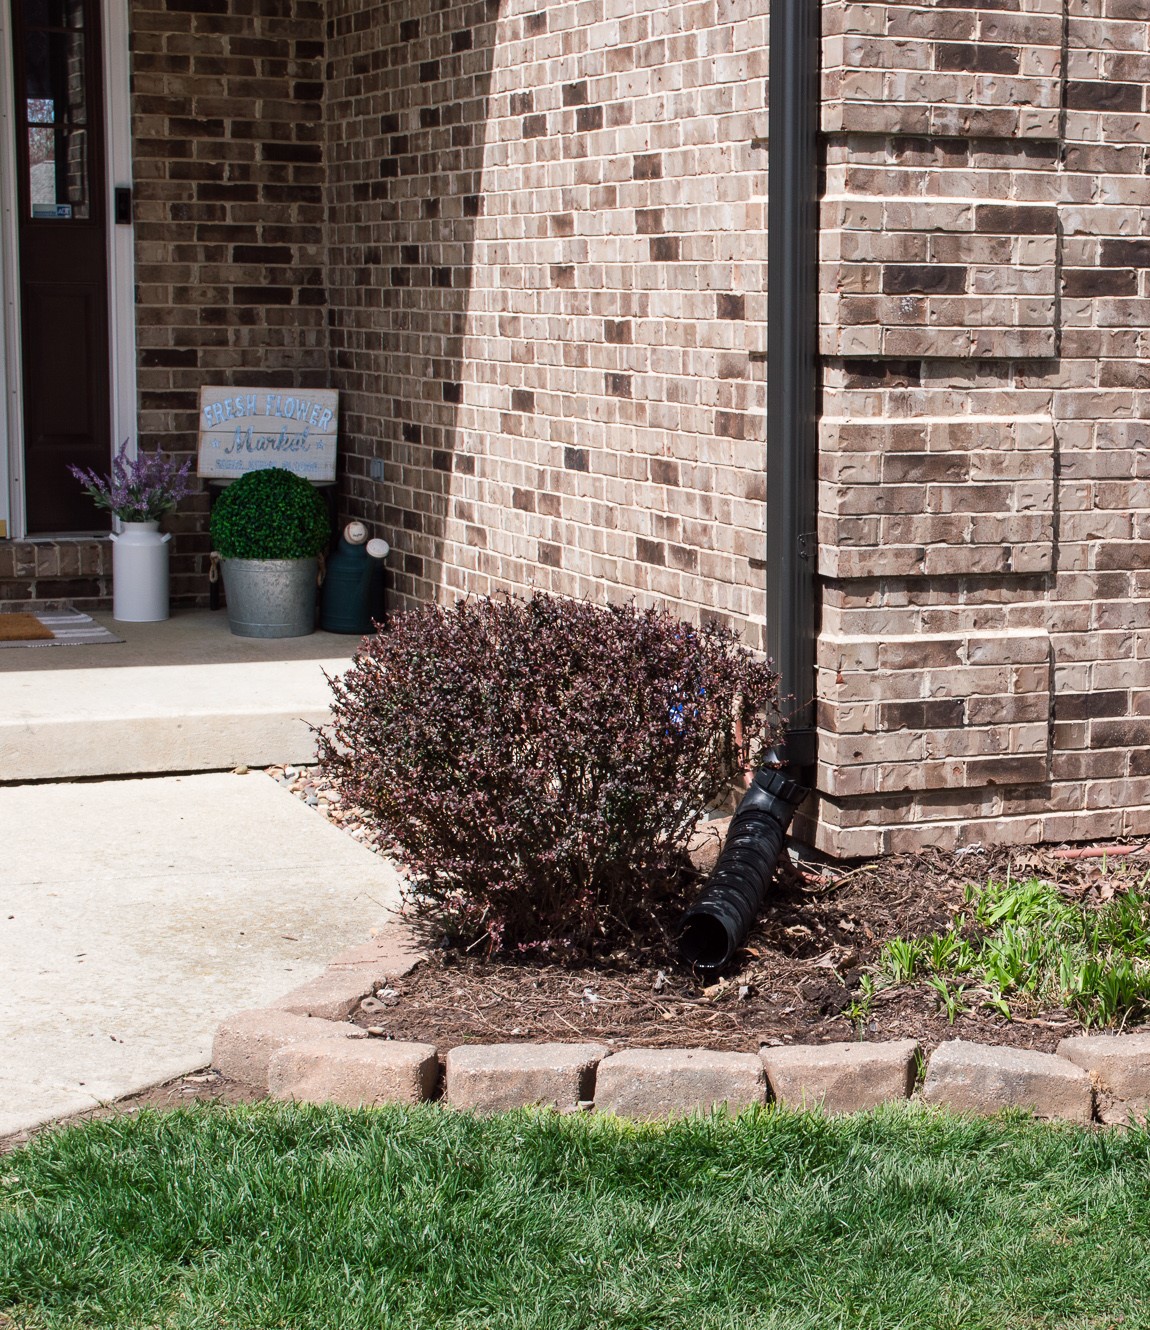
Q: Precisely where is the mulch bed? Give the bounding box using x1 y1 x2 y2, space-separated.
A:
7 775 1143 1154
347 840 1150 1059
262 762 1147 1059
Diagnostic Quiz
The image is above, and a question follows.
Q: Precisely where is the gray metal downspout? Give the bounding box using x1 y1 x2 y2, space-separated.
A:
766 0 819 781
677 1 822 969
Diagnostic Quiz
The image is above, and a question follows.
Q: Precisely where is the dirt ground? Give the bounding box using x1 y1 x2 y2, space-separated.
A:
5 769 1145 1152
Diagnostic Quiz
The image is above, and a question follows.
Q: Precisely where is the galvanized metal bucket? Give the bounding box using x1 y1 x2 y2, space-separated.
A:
221 558 319 638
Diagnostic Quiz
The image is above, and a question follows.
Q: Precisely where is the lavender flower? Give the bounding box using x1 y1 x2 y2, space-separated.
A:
69 440 194 523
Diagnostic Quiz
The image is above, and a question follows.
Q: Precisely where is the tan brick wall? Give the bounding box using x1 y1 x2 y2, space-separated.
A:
130 0 327 603
326 0 771 641
110 0 1150 855
813 0 1150 855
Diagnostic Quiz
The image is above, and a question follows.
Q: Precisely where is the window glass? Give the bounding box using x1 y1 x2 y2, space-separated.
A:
23 0 89 219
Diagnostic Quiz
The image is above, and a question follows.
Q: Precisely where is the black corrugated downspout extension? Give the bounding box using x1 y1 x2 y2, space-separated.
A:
678 1 819 971
680 765 808 970
766 0 819 780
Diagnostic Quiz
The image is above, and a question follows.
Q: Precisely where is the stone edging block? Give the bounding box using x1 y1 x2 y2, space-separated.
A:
594 1047 767 1119
212 1008 367 1092
275 967 386 1022
445 1042 608 1113
924 1039 1093 1124
761 1039 918 1114
326 922 424 976
269 1038 438 1108
211 928 1150 1126
1057 1032 1150 1125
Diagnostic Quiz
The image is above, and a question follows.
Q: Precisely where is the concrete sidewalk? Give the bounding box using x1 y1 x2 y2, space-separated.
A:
0 609 361 781
0 771 403 1138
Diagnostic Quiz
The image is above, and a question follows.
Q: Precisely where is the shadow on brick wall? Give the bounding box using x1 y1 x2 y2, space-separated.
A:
327 0 502 608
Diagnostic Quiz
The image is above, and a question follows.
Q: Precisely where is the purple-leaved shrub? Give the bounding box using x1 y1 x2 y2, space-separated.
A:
318 593 782 956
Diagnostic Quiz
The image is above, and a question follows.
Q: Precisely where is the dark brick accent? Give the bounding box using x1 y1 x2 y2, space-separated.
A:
974 204 1057 234
1090 719 1150 748
881 699 966 731
935 42 1019 74
717 292 745 319
1066 81 1143 113
605 372 632 397
564 446 589 471
636 537 666 565
842 360 922 388
715 411 746 439
883 265 966 295
1099 239 1150 267
1056 691 1130 721
1062 267 1138 295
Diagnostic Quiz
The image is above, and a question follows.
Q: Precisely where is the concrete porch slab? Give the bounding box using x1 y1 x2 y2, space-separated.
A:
0 609 360 781
0 771 403 1138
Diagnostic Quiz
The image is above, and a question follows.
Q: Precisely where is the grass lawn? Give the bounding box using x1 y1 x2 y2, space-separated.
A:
1 1101 1147 1329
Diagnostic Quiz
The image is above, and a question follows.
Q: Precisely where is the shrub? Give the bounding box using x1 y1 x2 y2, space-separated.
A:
209 467 330 560
317 592 782 956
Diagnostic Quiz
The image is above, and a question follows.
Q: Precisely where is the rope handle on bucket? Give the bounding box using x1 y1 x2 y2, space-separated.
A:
207 549 325 585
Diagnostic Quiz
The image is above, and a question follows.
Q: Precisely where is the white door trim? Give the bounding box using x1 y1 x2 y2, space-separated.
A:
0 0 136 540
0 3 21 538
104 0 136 467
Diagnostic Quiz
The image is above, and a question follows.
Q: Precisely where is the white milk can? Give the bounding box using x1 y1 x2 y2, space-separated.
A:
111 522 171 622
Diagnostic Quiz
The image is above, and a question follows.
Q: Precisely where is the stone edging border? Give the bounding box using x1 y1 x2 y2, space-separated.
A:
212 926 1150 1126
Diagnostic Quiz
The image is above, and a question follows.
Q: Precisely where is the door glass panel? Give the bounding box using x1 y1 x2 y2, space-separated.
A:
22 0 88 219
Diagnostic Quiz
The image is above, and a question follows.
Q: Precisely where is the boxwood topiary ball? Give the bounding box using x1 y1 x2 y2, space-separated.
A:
210 468 331 560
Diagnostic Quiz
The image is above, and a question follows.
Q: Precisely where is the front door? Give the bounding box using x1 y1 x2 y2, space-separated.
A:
10 0 110 533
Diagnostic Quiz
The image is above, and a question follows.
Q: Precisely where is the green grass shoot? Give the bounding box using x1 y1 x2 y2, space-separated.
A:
874 874 1150 1026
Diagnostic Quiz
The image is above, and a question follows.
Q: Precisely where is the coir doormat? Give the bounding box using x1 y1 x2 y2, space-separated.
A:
0 607 123 648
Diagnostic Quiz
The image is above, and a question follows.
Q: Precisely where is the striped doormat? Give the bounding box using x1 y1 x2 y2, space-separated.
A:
0 607 124 649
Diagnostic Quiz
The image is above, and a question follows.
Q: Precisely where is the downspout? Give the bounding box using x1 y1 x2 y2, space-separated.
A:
765 0 820 781
678 0 820 970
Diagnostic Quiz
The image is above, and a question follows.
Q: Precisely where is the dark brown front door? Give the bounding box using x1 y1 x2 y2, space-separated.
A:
11 0 111 533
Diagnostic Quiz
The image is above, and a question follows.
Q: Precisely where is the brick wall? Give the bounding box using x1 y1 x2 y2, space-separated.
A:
130 0 328 603
0 538 111 611
326 0 771 640
811 0 1150 855
107 0 1150 855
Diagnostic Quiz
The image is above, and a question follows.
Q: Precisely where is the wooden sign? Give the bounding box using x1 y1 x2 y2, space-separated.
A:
197 387 339 482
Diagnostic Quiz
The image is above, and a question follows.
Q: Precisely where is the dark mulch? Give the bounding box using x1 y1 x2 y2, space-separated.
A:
350 842 1150 1058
